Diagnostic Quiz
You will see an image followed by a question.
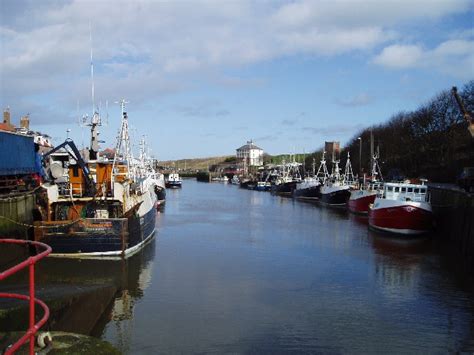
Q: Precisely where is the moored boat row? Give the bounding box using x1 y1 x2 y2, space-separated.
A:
233 149 434 236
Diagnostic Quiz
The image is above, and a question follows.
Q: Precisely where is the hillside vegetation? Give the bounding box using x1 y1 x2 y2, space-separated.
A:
303 81 474 182
159 156 233 171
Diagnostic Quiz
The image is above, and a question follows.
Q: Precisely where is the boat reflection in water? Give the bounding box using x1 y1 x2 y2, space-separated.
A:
34 237 156 343
368 230 430 292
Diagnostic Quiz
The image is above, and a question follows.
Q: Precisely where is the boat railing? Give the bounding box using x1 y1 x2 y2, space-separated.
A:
0 238 51 354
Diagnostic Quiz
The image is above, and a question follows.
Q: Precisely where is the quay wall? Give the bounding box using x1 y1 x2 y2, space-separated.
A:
196 171 210 182
0 191 36 239
430 186 474 271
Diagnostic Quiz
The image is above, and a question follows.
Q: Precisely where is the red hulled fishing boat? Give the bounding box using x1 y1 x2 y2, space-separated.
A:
368 180 433 235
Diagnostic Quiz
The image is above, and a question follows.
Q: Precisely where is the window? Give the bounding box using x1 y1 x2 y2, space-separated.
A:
401 187 406 193
387 186 393 192
394 187 400 192
407 187 413 192
414 188 419 193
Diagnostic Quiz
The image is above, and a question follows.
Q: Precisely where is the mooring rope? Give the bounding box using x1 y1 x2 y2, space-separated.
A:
0 215 83 229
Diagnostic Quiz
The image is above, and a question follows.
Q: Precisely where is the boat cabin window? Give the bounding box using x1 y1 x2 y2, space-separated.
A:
401 187 406 193
420 188 426 194
394 187 400 192
387 186 393 192
414 188 419 193
407 187 413 193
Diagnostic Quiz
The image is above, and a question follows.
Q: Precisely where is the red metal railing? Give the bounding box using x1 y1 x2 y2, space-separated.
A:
0 239 51 354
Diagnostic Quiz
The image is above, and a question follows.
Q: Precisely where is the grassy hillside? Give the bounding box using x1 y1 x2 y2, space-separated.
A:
159 156 234 171
160 153 310 171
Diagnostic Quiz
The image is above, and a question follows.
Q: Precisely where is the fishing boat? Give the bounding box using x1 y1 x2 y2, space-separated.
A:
293 154 329 201
271 162 302 196
347 153 383 214
33 100 161 258
368 180 433 235
137 137 166 205
212 176 229 183
255 181 271 191
166 173 182 188
240 178 257 190
319 153 353 206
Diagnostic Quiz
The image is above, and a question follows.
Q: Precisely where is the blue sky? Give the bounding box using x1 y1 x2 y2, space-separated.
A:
1 0 473 160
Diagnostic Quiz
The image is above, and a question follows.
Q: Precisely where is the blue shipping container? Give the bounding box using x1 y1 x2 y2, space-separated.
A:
0 131 36 176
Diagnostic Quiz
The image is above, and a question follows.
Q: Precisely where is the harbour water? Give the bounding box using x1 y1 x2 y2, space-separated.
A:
23 179 474 352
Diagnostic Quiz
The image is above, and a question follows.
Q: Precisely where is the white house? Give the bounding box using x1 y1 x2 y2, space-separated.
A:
236 140 264 167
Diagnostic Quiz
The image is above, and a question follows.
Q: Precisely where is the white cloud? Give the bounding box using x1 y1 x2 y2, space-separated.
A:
373 39 474 78
0 0 472 124
373 44 424 68
270 0 471 28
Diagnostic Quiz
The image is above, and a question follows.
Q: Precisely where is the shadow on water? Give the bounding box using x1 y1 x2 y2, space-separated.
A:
0 237 156 341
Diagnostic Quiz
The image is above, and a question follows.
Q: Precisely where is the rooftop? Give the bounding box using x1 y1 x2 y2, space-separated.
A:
237 140 263 151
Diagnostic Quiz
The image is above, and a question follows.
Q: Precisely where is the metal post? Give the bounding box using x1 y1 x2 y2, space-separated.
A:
357 137 362 176
29 262 35 354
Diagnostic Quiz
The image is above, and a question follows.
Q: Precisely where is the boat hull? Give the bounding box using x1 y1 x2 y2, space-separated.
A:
368 200 433 235
155 186 166 204
347 191 376 214
34 204 157 258
293 185 321 200
271 181 297 196
165 181 182 189
240 180 256 190
320 187 350 206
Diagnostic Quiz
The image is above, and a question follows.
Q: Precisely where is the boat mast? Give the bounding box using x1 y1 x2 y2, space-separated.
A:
343 152 355 185
371 150 383 182
369 130 374 174
88 23 101 160
90 22 95 117
316 151 330 183
112 99 133 186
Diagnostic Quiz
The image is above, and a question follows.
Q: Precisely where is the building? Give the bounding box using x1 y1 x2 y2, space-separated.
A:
2 107 53 151
325 141 340 162
236 140 264 168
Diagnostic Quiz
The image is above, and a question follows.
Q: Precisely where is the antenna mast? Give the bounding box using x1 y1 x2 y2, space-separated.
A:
90 22 95 114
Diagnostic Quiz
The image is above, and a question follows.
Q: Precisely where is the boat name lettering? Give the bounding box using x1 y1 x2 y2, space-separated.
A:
81 221 113 229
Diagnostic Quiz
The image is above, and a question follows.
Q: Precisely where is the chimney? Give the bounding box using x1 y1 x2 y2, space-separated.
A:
3 107 11 125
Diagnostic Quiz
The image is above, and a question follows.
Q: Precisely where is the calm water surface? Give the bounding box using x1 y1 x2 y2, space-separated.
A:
40 179 474 352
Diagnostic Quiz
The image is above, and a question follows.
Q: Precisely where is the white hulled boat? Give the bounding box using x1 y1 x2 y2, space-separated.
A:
166 173 182 188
